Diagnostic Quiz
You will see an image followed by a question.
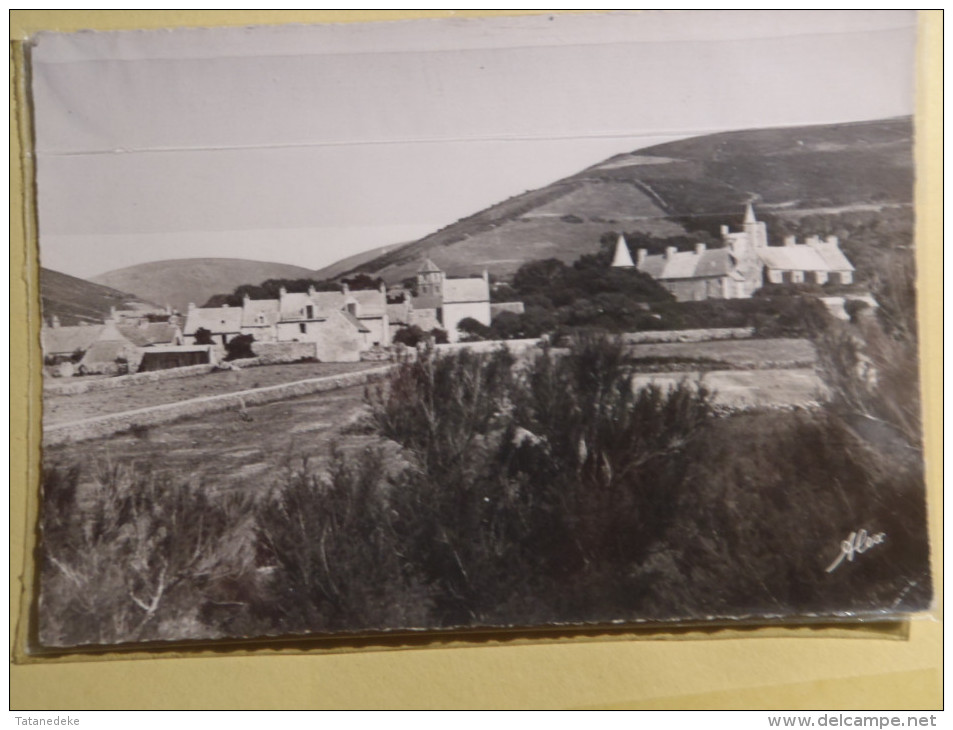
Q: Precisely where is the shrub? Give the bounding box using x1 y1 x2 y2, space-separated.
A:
253 448 431 633
39 462 252 646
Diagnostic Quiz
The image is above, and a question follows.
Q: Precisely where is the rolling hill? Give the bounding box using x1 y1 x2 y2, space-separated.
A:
40 268 160 326
330 117 912 284
90 258 315 314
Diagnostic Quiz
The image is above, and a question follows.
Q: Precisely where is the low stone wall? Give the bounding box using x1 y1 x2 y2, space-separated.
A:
434 338 542 355
43 365 394 446
620 327 754 344
43 363 217 396
246 341 318 365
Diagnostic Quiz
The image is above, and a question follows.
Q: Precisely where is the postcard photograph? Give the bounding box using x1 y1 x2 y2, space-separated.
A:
31 10 932 650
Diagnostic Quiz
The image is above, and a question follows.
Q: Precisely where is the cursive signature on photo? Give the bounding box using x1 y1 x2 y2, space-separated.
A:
825 529 886 573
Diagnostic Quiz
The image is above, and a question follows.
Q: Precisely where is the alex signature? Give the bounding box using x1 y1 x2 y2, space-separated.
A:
825 529 886 573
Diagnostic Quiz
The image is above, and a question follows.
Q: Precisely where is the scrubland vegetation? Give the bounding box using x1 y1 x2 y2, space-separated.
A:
39 287 931 646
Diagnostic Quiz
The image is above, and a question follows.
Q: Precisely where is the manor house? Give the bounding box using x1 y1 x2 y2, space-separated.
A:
611 204 854 301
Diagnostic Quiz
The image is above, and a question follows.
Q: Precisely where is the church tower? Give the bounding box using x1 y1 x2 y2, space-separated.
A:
742 203 768 250
417 258 445 297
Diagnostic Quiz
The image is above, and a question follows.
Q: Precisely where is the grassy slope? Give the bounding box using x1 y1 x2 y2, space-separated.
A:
91 258 315 314
40 268 159 326
336 117 912 283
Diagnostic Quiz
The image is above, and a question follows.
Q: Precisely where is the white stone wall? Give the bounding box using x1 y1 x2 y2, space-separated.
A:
442 301 491 342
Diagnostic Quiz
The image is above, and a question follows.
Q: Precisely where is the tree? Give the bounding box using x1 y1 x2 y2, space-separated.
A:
193 327 214 345
225 334 256 361
457 317 491 341
393 325 426 347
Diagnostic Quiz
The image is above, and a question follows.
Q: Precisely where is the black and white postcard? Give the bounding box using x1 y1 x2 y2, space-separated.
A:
30 10 932 650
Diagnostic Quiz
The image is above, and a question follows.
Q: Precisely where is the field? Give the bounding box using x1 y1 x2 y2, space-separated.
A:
43 383 371 493
42 339 825 495
43 361 379 427
37 334 931 647
625 337 817 371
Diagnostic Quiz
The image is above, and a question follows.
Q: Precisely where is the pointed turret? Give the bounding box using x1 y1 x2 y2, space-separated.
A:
418 258 442 274
743 202 757 224
611 234 635 268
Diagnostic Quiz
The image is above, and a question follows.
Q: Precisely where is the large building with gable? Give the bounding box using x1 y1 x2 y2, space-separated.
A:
611 204 854 301
410 259 492 342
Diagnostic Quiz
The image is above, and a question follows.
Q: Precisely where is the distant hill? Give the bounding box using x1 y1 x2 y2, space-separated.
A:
331 117 912 283
90 258 315 314
40 268 159 326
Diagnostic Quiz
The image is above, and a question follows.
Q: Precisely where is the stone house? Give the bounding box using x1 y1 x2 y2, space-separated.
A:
183 303 244 346
613 204 855 301
409 259 492 342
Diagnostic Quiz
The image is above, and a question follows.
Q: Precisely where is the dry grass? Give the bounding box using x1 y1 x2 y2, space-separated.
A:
626 337 817 370
42 384 373 494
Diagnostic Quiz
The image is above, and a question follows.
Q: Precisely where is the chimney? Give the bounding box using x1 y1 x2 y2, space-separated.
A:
720 225 729 236
380 281 387 295
110 305 117 319
51 315 60 328
243 293 250 305
222 303 229 308
279 286 287 297
806 235 821 246
482 269 489 284
665 246 677 260
188 302 196 311
694 243 706 255
825 235 838 245
342 282 350 295
637 248 648 265
784 235 796 247
308 285 315 296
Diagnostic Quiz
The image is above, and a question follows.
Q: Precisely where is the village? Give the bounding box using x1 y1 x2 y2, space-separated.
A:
41 205 868 380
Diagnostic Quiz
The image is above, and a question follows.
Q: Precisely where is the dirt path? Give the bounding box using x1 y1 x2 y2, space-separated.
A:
43 361 380 426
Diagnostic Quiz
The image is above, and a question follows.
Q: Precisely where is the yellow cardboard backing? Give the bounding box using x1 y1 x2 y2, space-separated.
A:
10 10 942 709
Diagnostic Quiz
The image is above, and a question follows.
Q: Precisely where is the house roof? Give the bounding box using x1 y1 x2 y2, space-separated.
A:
80 340 130 365
278 293 327 321
809 242 855 272
117 323 180 347
340 310 371 333
41 325 104 355
638 248 736 280
757 244 848 272
241 298 280 327
346 289 387 318
183 306 243 335
443 277 489 304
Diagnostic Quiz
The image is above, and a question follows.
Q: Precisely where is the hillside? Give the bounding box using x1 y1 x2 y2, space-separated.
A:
91 258 315 314
40 268 159 326
310 242 404 282
334 117 912 284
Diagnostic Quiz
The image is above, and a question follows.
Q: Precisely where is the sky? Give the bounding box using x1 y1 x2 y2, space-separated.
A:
30 10 918 279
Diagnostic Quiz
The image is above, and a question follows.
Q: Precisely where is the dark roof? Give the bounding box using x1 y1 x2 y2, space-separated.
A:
638 248 736 280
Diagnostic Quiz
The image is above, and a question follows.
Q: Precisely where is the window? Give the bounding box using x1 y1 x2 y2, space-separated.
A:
306 305 314 319
299 323 307 334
